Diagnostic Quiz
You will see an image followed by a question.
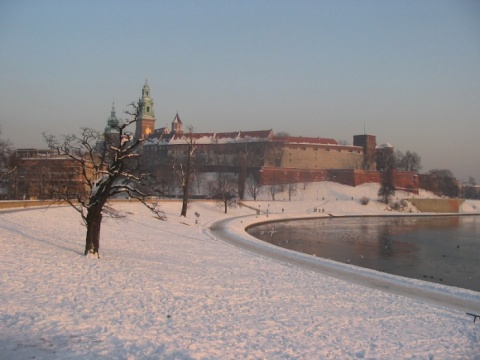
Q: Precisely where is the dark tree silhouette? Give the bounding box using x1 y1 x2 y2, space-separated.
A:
0 129 15 180
378 170 396 204
246 173 262 200
395 150 422 172
44 102 164 257
429 169 459 198
213 172 237 214
172 126 196 217
463 176 478 199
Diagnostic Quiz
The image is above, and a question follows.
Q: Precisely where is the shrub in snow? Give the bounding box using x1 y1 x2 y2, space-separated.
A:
360 196 370 205
391 199 419 213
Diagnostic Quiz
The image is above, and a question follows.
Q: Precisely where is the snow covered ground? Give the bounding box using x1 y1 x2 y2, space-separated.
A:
1 182 479 359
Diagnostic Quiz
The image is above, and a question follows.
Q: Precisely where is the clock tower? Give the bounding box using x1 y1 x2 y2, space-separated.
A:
135 81 156 141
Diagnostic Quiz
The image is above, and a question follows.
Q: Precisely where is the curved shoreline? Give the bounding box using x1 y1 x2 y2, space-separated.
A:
205 213 480 314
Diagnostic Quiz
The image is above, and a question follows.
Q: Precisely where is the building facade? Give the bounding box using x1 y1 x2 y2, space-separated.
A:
9 150 92 200
7 82 422 200
132 83 418 195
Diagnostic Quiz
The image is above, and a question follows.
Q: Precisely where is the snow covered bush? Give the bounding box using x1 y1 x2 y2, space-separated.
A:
360 196 370 205
391 199 418 213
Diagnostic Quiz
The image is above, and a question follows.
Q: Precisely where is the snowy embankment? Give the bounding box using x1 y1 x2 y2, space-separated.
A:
1 182 479 359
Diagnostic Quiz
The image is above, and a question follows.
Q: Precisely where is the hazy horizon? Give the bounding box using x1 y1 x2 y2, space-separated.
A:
1 1 479 181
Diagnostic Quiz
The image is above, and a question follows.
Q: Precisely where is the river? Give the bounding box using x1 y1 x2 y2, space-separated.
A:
247 215 480 292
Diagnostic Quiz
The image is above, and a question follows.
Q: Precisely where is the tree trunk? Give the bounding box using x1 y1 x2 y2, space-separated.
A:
84 208 103 257
181 184 189 217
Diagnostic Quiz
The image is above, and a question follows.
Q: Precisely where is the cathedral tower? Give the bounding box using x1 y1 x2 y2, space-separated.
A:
171 112 183 133
135 81 156 141
105 102 121 147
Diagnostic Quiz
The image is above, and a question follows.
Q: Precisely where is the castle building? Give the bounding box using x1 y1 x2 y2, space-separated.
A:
116 83 418 195
2 82 420 200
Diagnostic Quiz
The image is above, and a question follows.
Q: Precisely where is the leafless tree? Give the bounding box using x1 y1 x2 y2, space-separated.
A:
152 166 177 198
268 184 280 201
235 141 267 199
395 150 422 172
376 148 395 171
246 173 262 200
463 176 479 199
0 129 15 180
271 142 284 167
172 126 196 217
44 102 165 257
287 181 297 201
213 172 238 213
378 170 395 204
429 169 459 198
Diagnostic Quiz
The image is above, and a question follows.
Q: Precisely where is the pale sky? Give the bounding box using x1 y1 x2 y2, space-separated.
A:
1 0 479 181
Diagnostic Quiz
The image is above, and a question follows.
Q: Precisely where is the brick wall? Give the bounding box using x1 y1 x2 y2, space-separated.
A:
259 167 419 194
265 144 364 170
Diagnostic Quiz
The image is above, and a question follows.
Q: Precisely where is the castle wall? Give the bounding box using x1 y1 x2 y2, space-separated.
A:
259 167 419 194
408 199 464 213
264 143 364 170
259 167 328 186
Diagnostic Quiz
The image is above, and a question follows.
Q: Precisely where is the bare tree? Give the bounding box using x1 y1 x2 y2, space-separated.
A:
151 166 177 198
246 173 262 200
376 148 395 171
235 141 267 199
0 129 15 180
463 176 478 199
287 182 297 201
268 184 280 201
429 169 459 198
213 172 238 213
378 170 395 204
236 151 247 200
44 102 164 257
266 141 284 167
395 150 422 172
172 126 196 217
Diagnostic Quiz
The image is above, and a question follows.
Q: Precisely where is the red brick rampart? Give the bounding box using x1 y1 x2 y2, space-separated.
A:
259 167 419 194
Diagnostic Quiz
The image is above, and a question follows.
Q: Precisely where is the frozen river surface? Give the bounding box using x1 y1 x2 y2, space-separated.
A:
248 215 480 292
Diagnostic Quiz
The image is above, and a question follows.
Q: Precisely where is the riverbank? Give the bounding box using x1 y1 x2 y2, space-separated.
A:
1 182 479 359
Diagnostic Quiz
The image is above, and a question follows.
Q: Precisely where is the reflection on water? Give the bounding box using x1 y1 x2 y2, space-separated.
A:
247 216 480 292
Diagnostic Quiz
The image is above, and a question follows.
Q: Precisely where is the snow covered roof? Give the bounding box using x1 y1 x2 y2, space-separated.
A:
376 142 394 149
145 129 273 145
273 136 338 145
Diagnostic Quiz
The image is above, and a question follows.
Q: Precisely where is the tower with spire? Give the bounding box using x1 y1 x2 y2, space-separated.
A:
104 102 121 147
96 102 122 153
135 80 156 141
171 112 183 133
105 102 120 133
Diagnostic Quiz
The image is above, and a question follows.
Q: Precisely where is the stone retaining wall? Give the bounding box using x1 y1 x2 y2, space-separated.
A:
408 199 465 213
